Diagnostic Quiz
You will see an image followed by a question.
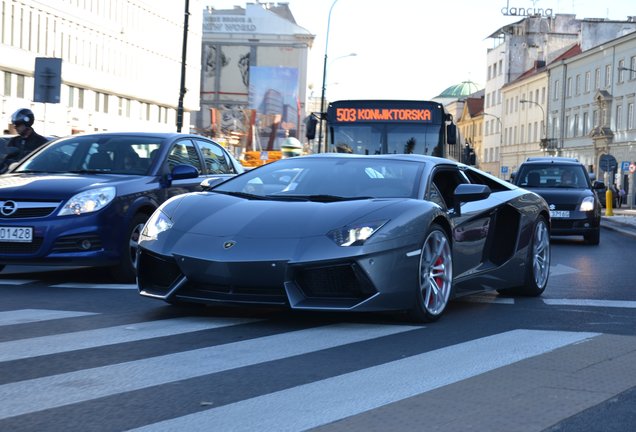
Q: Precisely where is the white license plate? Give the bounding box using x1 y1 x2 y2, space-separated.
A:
0 226 33 242
550 210 570 218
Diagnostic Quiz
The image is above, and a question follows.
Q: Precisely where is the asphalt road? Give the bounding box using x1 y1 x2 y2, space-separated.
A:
1 224 635 431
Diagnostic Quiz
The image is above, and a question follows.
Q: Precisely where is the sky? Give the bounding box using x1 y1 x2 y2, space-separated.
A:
205 0 635 101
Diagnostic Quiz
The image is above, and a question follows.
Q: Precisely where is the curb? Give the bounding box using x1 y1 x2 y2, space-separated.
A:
600 218 636 240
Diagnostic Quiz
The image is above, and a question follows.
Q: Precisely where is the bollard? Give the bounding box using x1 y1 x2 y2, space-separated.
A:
605 188 614 216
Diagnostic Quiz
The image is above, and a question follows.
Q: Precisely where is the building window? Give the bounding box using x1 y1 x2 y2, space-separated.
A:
583 112 589 135
605 64 611 88
575 75 581 95
541 87 546 104
618 60 625 83
594 68 600 89
585 71 590 93
616 105 623 130
566 77 572 97
16 74 24 98
627 103 634 130
630 56 636 80
573 114 579 137
554 80 559 100
3 72 11 96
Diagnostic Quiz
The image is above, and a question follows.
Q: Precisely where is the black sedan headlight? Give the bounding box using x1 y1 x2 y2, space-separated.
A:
327 220 387 246
579 196 595 212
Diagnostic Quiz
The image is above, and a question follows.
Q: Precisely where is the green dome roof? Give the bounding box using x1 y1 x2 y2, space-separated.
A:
436 81 481 98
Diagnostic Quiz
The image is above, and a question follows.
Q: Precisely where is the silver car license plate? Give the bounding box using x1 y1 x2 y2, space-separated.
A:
0 226 33 242
549 210 570 218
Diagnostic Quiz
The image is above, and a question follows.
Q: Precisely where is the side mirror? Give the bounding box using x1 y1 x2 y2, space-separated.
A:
447 124 457 145
593 181 606 190
452 183 491 215
161 163 198 188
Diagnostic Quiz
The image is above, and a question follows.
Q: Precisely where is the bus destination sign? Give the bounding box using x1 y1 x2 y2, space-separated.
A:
335 108 433 123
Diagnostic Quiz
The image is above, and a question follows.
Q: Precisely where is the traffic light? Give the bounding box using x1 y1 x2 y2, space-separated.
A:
305 114 318 140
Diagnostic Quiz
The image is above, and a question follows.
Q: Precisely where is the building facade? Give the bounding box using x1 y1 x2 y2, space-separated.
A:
548 30 636 191
197 3 314 155
0 0 203 136
484 14 636 178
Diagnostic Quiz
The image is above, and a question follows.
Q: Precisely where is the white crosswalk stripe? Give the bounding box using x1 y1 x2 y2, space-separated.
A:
0 316 260 362
0 306 611 430
130 329 599 432
0 321 420 420
0 309 97 326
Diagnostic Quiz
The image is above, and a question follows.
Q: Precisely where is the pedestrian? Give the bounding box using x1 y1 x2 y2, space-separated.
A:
2 108 48 172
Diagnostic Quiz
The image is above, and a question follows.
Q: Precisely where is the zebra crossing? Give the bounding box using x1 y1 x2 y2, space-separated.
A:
0 306 612 431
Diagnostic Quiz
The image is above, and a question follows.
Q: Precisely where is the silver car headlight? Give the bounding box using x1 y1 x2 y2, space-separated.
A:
327 220 387 246
141 209 173 241
58 187 116 216
579 196 595 212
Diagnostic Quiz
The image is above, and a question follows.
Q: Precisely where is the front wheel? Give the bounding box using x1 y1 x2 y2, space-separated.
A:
110 213 149 283
408 224 453 323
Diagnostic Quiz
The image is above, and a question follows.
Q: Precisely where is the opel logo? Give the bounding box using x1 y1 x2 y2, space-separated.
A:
0 201 17 216
223 241 236 249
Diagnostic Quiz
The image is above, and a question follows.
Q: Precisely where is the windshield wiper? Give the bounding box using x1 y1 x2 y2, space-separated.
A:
214 190 268 200
300 194 371 202
68 169 113 174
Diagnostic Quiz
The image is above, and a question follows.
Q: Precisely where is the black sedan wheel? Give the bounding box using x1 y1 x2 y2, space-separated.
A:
409 224 453 323
110 213 148 283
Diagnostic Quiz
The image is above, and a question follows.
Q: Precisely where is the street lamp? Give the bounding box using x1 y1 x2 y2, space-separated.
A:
317 0 340 153
483 112 502 144
520 99 549 151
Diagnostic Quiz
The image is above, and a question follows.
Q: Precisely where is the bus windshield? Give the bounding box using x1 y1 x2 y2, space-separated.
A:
326 100 458 160
332 123 443 156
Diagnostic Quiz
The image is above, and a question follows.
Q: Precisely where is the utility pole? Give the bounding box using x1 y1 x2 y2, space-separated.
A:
176 0 190 132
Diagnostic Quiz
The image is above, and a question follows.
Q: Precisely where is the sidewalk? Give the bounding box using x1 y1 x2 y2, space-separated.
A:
600 207 636 239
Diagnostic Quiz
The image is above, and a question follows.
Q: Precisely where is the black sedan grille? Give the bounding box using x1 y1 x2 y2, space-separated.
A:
295 263 376 300
137 250 183 296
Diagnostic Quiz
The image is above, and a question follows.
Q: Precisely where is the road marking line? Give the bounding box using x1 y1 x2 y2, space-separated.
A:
131 329 600 432
50 283 137 290
544 299 636 308
0 309 97 326
0 279 37 285
0 316 260 362
0 323 420 420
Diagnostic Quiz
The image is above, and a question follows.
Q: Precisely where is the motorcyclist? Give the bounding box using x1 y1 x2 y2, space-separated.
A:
2 108 48 172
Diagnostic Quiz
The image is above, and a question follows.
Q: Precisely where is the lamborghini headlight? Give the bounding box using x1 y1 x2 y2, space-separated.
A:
579 196 595 212
327 220 387 246
58 187 116 216
141 209 173 240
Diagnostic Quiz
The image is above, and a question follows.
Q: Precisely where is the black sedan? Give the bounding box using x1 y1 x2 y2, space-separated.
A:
138 154 551 322
0 132 243 281
511 157 603 245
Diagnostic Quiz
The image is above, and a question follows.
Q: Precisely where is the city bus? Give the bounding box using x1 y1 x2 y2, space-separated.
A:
325 99 460 161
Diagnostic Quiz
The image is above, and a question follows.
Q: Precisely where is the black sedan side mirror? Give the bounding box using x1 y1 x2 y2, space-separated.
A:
452 184 492 216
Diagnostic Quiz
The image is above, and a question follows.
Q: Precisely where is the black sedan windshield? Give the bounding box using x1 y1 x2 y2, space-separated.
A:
214 157 423 198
